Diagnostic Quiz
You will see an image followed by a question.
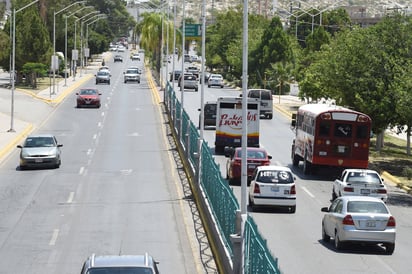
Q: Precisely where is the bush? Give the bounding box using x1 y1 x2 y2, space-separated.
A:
402 167 412 180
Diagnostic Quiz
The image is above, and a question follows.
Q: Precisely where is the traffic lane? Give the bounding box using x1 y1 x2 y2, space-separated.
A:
195 98 412 273
0 67 200 273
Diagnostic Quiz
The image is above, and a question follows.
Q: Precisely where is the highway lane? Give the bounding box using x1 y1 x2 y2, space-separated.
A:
0 50 203 273
175 77 412 274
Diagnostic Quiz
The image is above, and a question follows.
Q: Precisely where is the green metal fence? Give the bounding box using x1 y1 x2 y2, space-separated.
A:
164 81 281 273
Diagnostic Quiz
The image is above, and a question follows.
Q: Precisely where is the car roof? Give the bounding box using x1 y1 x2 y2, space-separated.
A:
255 165 292 172
234 147 266 152
343 169 379 173
337 196 386 203
86 254 155 268
26 134 55 138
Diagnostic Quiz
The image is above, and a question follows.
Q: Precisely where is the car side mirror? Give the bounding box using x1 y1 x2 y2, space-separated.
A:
321 207 329 212
17 145 22 149
57 144 63 147
268 155 272 159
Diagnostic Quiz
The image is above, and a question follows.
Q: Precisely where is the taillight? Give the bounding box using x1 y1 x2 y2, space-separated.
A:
377 189 387 194
343 187 354 192
253 184 260 194
387 216 396 227
290 184 296 195
233 160 241 166
342 215 354 225
263 161 271 166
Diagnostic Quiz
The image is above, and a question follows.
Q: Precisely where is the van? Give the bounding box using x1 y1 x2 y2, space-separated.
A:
198 101 217 128
247 89 273 119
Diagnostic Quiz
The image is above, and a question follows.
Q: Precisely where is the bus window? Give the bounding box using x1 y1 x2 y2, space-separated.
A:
319 121 331 136
334 123 352 138
356 125 369 139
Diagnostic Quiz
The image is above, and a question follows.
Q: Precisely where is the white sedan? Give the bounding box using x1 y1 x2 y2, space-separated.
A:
321 196 396 254
248 166 296 213
332 169 388 202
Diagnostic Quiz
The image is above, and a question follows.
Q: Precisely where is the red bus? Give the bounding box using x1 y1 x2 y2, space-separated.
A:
291 104 371 174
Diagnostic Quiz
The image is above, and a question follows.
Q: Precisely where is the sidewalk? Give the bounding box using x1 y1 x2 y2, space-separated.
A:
0 57 106 162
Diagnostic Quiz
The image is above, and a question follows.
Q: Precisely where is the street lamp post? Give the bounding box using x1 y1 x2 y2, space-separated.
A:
73 11 99 79
64 6 94 86
80 13 102 76
53 1 86 94
9 0 39 132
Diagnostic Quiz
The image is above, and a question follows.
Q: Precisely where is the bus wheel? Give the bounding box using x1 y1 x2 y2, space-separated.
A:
292 153 299 166
303 155 311 175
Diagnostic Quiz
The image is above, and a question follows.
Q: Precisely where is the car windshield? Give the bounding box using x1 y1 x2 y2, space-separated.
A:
80 89 98 95
87 267 153 274
97 71 109 76
127 69 138 74
257 170 293 184
346 201 389 214
24 137 55 147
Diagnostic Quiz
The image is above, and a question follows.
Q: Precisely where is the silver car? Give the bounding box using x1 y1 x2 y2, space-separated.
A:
321 196 396 254
17 134 63 169
124 68 141 83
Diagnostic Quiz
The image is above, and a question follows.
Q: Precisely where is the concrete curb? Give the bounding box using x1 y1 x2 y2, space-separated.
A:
0 123 33 160
382 171 412 194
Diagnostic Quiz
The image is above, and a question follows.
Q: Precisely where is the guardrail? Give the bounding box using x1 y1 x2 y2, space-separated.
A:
164 82 281 274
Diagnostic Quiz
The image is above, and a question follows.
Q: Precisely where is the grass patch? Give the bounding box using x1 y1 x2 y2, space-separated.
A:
16 77 64 93
369 134 412 187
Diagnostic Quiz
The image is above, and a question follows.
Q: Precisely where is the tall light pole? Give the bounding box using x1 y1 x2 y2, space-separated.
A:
53 1 86 94
80 13 102 76
9 0 39 132
64 5 94 86
73 11 99 80
179 0 185 140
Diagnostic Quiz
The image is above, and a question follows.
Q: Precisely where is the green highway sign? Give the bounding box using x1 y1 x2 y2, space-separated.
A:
184 24 201 38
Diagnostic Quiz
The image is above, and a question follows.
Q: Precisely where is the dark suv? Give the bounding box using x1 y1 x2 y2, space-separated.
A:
81 253 159 274
198 101 217 128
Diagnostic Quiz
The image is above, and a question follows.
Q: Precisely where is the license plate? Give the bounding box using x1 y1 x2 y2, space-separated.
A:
248 164 256 169
361 189 370 194
366 221 376 227
35 159 43 163
271 186 279 192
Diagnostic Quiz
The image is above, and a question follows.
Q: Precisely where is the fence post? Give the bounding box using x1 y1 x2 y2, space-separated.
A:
230 210 242 274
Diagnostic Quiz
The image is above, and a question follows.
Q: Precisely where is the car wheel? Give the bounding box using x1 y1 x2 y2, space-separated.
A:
138 80 140 83
124 80 127 83
95 82 98 85
208 85 211 88
384 243 395 255
195 88 198 92
221 85 224 88
292 153 299 166
334 231 343 250
268 114 273 119
19 165 26 170
248 195 254 211
322 224 330 242
290 205 296 213
108 81 110 85
332 190 337 201
303 153 311 175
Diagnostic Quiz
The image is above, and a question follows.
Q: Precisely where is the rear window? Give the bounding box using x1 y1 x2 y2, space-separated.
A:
261 91 272 100
346 172 381 184
184 75 196 80
257 170 294 184
346 201 388 213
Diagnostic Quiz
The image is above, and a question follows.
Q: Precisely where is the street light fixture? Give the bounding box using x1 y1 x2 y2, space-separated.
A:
53 1 86 94
64 6 94 86
80 13 103 76
9 0 39 132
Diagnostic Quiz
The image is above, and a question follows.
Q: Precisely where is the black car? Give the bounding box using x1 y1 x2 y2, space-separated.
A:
198 101 217 128
170 70 182 81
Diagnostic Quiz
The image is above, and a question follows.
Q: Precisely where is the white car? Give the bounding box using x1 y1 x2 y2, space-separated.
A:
248 166 296 213
207 74 224 88
321 196 396 254
332 169 388 202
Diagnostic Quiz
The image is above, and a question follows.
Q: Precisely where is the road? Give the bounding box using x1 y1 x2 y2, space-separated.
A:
168 58 412 273
0 50 205 273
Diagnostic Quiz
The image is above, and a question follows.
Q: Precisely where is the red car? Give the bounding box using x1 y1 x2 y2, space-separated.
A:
76 88 101 108
225 147 272 184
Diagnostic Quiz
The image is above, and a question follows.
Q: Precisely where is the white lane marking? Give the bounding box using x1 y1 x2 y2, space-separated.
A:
301 186 315 198
87 149 92 156
79 166 85 175
98 122 102 128
49 229 59 246
67 192 75 204
93 134 97 140
101 112 105 117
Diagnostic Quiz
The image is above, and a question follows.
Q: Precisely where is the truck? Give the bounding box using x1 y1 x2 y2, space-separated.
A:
215 97 260 154
332 169 388 202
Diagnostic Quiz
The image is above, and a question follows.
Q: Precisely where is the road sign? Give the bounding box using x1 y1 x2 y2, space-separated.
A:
184 24 201 38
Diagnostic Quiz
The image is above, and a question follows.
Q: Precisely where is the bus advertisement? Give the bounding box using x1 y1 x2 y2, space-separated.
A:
291 103 372 174
215 97 260 154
